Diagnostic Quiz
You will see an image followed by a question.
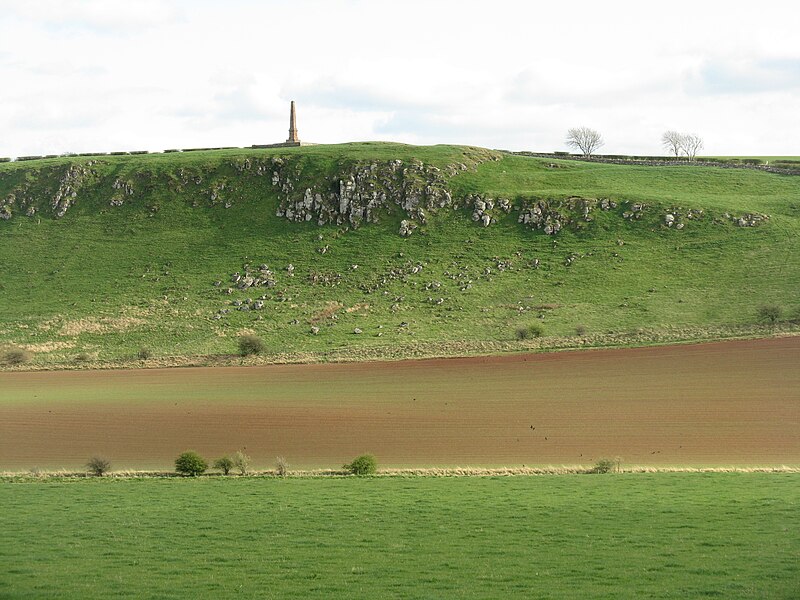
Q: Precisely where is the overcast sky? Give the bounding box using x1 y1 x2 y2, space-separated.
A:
1 0 798 157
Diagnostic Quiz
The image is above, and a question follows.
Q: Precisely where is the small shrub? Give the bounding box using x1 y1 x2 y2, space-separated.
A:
175 451 208 476
344 454 377 476
3 347 31 365
74 353 91 363
275 456 289 477
515 324 544 340
137 347 152 360
757 304 782 324
86 456 111 477
238 334 265 356
213 456 234 475
593 458 616 474
575 324 587 337
232 450 251 475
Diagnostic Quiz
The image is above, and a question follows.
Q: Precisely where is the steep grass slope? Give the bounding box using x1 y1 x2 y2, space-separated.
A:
1 143 798 368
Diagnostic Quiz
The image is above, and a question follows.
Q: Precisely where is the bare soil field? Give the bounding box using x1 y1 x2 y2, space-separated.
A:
1 337 798 470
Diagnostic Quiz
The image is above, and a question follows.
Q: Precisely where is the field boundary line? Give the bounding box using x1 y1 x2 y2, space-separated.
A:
3 466 799 481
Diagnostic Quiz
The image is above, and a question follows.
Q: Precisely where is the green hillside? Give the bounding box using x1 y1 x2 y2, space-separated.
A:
1 142 798 368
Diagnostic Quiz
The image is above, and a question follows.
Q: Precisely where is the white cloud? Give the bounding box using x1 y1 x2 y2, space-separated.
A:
0 0 798 157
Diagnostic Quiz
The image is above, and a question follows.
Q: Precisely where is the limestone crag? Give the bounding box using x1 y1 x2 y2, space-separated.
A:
467 194 512 227
273 159 455 234
110 178 135 207
517 197 614 235
0 152 773 238
52 163 96 218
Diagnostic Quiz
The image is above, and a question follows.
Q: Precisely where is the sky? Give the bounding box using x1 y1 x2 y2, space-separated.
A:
0 0 798 157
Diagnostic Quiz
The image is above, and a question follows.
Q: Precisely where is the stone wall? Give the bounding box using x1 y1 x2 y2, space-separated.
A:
512 152 800 176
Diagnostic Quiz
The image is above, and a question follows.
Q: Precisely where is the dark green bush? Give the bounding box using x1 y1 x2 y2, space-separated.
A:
575 324 587 337
137 347 152 360
344 454 377 475
213 456 234 475
3 347 31 365
238 334 265 356
175 451 208 476
515 324 544 340
757 304 782 324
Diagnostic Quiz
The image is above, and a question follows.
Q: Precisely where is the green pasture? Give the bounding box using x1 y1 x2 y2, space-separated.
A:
1 144 799 367
1 474 797 598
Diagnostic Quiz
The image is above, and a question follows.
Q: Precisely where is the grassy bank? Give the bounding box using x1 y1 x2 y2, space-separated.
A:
1 143 799 368
1 474 797 598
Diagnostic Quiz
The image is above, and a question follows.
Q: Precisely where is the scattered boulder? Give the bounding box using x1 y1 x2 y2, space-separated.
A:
399 219 417 237
734 213 769 227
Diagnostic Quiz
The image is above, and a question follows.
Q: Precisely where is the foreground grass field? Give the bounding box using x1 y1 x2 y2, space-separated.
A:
1 143 798 368
1 474 797 598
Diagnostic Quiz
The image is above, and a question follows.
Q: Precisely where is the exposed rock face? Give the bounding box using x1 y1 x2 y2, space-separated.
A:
273 158 457 233
516 197 612 235
399 219 417 237
0 153 771 240
467 194 512 227
52 164 94 218
110 178 134 206
622 202 646 220
518 200 567 235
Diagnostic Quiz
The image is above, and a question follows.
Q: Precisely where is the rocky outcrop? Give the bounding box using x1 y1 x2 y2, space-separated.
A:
0 152 771 240
467 194 512 227
517 197 613 235
663 208 704 230
622 202 647 220
52 163 95 218
229 264 277 290
110 178 134 207
273 158 456 232
727 212 769 227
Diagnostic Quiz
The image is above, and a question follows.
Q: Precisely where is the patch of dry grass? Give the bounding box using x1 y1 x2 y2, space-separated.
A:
59 316 146 336
3 465 798 480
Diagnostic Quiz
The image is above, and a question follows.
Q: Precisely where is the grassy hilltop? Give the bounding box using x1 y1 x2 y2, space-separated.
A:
1 142 798 368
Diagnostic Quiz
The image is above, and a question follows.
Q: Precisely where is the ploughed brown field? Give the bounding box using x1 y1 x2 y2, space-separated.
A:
1 337 798 470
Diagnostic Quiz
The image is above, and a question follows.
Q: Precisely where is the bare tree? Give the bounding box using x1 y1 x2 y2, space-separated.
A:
86 456 111 477
661 130 683 158
565 127 604 157
679 134 704 161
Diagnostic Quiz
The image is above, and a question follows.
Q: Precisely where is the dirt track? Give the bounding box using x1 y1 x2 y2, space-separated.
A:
1 337 798 469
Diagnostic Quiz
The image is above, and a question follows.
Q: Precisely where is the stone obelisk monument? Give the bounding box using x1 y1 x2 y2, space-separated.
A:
286 100 300 144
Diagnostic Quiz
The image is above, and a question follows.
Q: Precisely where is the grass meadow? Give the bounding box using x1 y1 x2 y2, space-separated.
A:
1 474 797 598
1 144 799 368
